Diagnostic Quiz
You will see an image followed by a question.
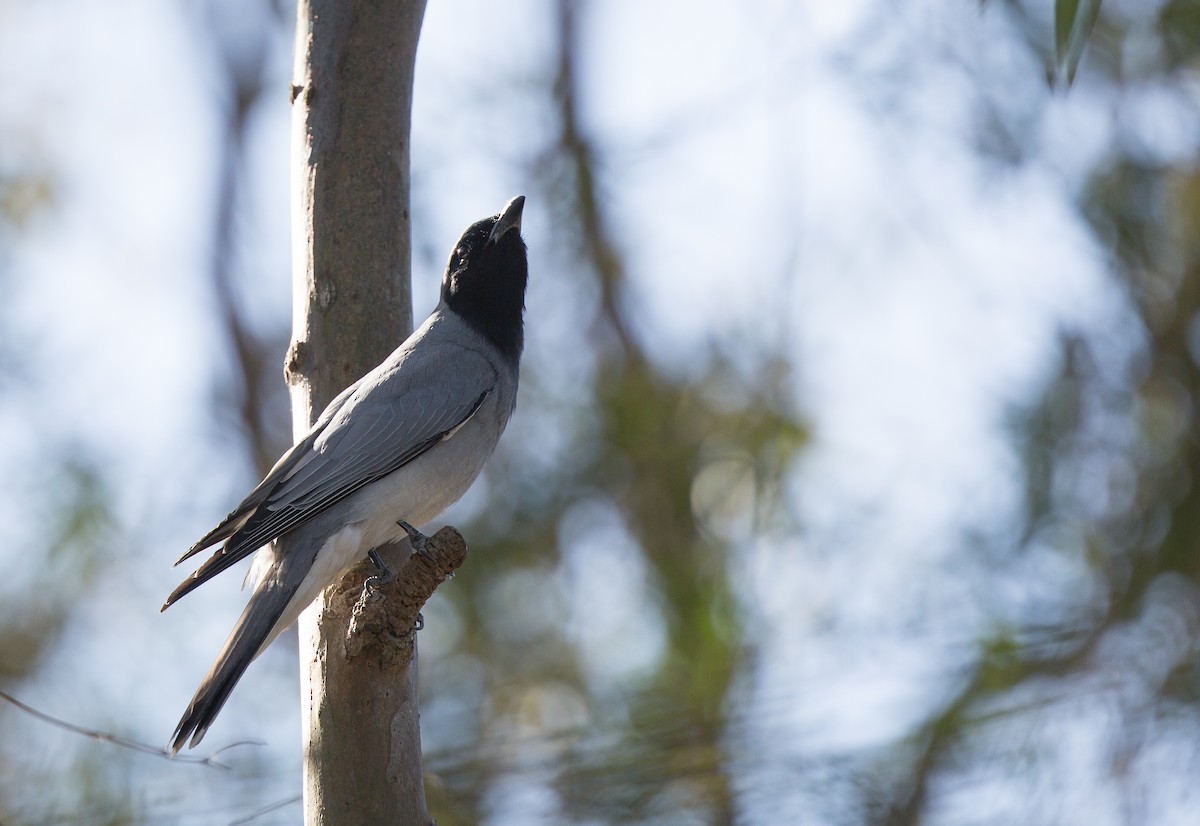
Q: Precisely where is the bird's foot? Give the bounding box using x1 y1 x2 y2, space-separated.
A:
365 548 396 591
397 520 435 562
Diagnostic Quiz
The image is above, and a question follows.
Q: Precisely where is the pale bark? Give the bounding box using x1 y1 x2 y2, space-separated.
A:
286 1 434 823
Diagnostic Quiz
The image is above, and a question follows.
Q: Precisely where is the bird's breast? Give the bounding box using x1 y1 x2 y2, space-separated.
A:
340 388 509 554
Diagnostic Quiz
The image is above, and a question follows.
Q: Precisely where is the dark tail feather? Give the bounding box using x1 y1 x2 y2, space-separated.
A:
162 538 257 612
170 575 299 753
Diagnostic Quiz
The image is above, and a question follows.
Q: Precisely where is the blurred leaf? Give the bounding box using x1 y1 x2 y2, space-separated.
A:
0 170 54 230
1055 0 1081 59
1055 0 1102 85
1160 0 1200 70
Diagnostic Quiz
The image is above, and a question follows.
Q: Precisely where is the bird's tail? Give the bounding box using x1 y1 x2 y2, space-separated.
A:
170 571 301 754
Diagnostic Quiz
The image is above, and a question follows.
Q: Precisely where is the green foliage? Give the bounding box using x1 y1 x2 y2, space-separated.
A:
863 3 1200 820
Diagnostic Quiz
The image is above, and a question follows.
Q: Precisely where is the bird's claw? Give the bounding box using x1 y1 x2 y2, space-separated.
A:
365 548 396 591
397 520 435 562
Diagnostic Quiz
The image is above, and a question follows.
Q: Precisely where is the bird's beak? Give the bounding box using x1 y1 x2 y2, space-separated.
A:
488 195 525 245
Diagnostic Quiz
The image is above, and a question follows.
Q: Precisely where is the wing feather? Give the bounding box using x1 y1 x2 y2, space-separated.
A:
164 342 497 609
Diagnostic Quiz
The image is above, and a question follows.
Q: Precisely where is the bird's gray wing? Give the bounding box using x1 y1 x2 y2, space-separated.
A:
164 344 496 608
172 379 363 570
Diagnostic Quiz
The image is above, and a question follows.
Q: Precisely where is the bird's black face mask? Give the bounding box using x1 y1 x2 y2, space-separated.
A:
442 197 528 363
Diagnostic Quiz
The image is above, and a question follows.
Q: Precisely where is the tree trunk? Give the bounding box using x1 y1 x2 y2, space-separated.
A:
286 1 429 823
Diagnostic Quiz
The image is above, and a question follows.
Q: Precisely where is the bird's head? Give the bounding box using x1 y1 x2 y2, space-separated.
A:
441 195 528 364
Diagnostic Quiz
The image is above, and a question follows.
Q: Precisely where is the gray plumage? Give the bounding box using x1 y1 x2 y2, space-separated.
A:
165 196 528 753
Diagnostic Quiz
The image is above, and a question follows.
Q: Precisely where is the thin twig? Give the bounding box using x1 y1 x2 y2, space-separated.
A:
227 794 303 825
0 689 261 769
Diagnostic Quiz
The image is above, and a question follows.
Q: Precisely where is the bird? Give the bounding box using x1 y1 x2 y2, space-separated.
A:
163 195 528 753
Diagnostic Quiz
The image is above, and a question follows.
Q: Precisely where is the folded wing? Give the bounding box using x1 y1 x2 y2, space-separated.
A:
163 343 496 609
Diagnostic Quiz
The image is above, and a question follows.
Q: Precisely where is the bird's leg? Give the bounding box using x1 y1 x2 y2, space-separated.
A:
365 548 396 591
397 520 435 562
